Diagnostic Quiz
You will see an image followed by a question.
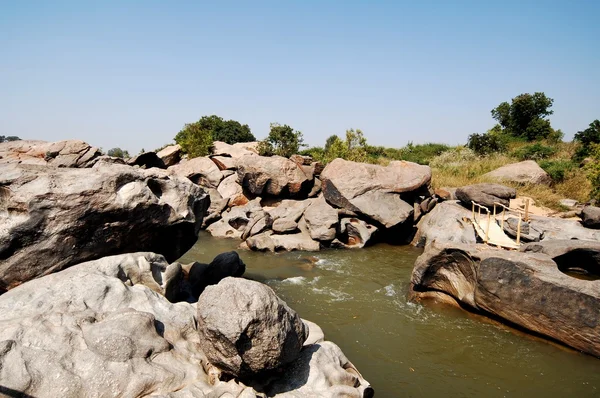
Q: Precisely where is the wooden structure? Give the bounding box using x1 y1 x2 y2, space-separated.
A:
470 201 524 250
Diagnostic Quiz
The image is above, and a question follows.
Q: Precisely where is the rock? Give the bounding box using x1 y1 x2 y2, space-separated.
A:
289 154 313 166
559 199 579 209
202 188 229 227
321 159 428 227
0 139 101 167
455 183 516 209
272 218 299 233
217 174 249 207
410 242 600 358
502 217 541 242
236 155 312 197
188 251 246 298
412 201 477 247
311 161 324 177
581 206 600 229
267 199 311 223
520 239 600 270
527 215 600 241
85 155 127 168
197 277 307 377
336 218 378 248
241 211 273 240
211 155 237 170
304 196 339 241
484 160 552 185
0 163 208 291
169 157 224 188
272 233 320 251
156 144 182 167
211 141 259 158
127 151 166 169
308 177 322 197
206 198 263 239
435 187 456 201
246 231 276 252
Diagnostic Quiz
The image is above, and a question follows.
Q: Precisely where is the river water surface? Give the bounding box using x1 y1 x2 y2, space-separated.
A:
179 232 600 397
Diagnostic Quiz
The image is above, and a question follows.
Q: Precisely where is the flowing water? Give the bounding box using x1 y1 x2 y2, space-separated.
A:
179 232 600 397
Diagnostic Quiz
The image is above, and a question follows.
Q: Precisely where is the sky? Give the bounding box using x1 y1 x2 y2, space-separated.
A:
1 1 599 153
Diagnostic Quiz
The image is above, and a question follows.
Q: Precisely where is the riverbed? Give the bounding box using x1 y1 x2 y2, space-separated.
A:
179 232 600 397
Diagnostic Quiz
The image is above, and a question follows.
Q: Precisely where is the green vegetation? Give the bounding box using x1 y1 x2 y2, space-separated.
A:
585 143 600 201
0 135 21 142
258 123 305 157
491 92 558 141
107 147 130 158
512 143 556 161
573 120 600 162
467 131 507 156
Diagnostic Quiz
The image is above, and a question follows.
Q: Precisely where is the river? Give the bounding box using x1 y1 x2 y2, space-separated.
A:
179 232 600 397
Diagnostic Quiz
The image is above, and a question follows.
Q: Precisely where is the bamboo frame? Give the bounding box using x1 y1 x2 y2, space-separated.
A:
471 201 524 247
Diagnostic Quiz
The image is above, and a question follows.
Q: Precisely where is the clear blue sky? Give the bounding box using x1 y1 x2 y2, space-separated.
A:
1 1 599 153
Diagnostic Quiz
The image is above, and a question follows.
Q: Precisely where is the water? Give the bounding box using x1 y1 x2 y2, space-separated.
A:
179 232 600 397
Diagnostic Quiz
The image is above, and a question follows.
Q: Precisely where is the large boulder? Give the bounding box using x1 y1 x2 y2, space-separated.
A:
211 141 259 158
202 188 229 227
156 144 182 167
0 163 208 291
168 157 224 188
410 242 600 358
217 173 249 207
268 200 312 233
246 231 320 252
197 277 307 377
484 160 552 185
455 183 516 209
127 151 165 169
581 206 600 229
320 159 429 228
333 218 378 248
304 196 339 241
188 251 246 298
206 198 263 239
236 155 312 197
412 201 477 247
0 139 101 167
527 214 600 241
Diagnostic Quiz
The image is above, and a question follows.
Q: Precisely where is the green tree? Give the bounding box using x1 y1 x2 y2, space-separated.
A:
491 92 555 141
585 143 600 201
259 123 305 157
175 121 214 157
193 115 255 144
0 135 21 142
573 120 600 162
107 147 130 158
467 132 507 155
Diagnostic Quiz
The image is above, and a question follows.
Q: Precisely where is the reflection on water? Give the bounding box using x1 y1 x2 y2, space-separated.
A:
180 232 600 397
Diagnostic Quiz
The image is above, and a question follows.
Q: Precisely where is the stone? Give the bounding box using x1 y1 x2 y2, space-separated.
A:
156 144 182 167
320 159 428 227
217 174 249 207
410 242 600 358
502 217 541 242
236 155 312 197
0 163 208 291
412 201 477 247
206 198 263 239
210 155 237 170
241 211 272 240
197 277 307 377
528 214 600 241
435 187 456 201
559 199 579 209
308 177 322 197
271 233 320 251
168 157 224 188
455 183 516 209
272 218 299 233
289 154 313 166
0 139 101 167
484 160 552 185
581 206 600 229
188 251 246 298
311 161 324 176
304 196 339 241
202 188 229 227
336 218 378 248
85 155 127 168
211 141 259 158
246 231 276 252
127 151 166 169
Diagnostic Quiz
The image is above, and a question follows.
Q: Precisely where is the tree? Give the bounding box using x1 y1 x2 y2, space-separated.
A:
491 92 555 141
585 143 600 201
192 115 255 144
573 120 600 161
258 123 305 157
0 135 21 143
467 132 507 156
107 147 130 158
175 121 214 158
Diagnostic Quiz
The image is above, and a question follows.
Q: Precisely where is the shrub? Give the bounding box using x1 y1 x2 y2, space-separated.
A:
258 123 305 157
0 135 21 142
467 133 507 156
573 120 600 162
538 160 574 183
585 143 600 201
398 142 451 165
174 121 214 157
512 143 556 161
107 147 130 158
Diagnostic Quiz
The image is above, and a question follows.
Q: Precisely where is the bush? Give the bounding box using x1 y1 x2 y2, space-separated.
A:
175 121 214 157
573 120 600 162
512 143 556 161
0 135 21 143
538 160 574 183
585 143 600 201
258 123 305 157
467 133 507 156
107 147 130 158
398 142 451 165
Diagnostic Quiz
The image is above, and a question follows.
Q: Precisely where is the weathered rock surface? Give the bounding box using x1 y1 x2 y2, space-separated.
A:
455 183 516 209
210 155 237 170
156 144 182 167
335 218 378 248
236 155 311 197
321 159 428 228
0 139 101 167
188 251 246 298
521 240 600 278
206 198 263 239
527 215 600 241
169 157 224 188
197 277 307 377
202 188 229 227
410 242 600 358
484 160 552 185
0 163 208 291
304 196 338 241
217 173 249 207
581 206 600 229
272 233 320 251
502 217 542 242
211 141 259 158
127 151 166 169
412 201 477 247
